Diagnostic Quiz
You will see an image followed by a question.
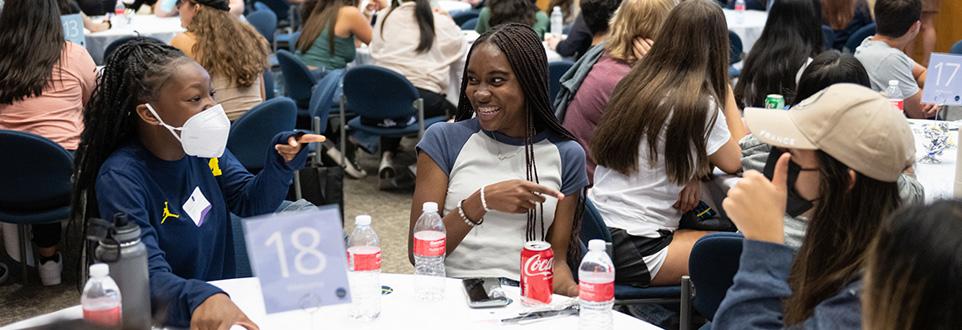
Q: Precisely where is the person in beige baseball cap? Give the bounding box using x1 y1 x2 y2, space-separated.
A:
713 83 916 328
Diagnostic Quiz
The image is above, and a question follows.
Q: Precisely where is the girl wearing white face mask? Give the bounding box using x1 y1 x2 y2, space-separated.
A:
70 38 324 330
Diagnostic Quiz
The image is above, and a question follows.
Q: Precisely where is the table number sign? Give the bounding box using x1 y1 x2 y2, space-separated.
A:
243 206 352 314
61 14 85 47
922 53 962 106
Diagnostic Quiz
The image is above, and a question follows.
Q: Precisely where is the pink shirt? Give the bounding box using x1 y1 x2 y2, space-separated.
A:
0 42 97 150
562 54 632 183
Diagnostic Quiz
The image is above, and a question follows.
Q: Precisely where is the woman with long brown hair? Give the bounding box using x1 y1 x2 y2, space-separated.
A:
170 0 269 121
296 0 372 71
588 0 742 287
715 84 913 328
821 0 873 50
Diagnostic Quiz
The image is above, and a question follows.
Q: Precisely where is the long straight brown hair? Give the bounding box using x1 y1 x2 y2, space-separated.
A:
591 0 729 184
783 151 901 324
296 0 355 55
821 0 861 30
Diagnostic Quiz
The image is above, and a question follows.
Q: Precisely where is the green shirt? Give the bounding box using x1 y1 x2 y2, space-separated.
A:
475 8 549 39
298 26 357 70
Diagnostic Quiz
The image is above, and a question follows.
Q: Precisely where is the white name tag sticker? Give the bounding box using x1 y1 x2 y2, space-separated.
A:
182 187 212 227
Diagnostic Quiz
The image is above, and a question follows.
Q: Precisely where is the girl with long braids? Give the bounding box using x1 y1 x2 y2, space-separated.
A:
71 38 323 328
0 0 97 286
589 0 742 287
409 23 588 297
170 0 270 121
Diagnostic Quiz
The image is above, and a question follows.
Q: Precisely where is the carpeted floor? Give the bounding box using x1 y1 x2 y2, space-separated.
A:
0 147 418 326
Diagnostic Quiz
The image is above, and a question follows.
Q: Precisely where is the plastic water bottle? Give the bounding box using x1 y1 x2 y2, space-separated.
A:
550 6 564 38
578 239 614 330
112 0 128 29
413 202 446 302
734 0 746 24
82 264 122 328
347 215 382 320
882 80 904 112
92 213 151 329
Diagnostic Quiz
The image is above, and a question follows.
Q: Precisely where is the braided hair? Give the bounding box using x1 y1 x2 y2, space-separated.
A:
69 38 190 240
455 23 586 260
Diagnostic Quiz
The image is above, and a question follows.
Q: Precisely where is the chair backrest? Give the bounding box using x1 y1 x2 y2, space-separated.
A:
548 61 574 103
689 232 744 321
342 65 420 120
256 0 289 21
227 97 297 172
844 22 876 53
461 17 479 30
276 49 318 108
103 36 163 63
580 198 613 243
951 40 962 55
821 25 835 51
729 30 743 64
247 9 278 44
308 69 345 134
0 130 73 211
253 1 271 12
452 10 479 26
263 69 275 100
288 31 303 52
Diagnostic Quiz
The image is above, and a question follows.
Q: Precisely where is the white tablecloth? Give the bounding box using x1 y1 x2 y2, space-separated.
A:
84 15 185 64
723 9 767 53
3 274 657 330
355 31 560 105
438 0 472 13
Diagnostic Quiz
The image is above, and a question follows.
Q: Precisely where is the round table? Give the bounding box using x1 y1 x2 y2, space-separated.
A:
84 15 185 64
5 274 658 330
723 9 767 54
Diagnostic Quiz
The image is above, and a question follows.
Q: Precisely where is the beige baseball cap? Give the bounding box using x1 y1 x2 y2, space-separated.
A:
744 83 915 182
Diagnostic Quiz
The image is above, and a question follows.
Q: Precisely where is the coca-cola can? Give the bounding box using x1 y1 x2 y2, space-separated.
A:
521 240 554 305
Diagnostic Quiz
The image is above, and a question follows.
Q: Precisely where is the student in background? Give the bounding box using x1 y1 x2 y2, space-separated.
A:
170 0 270 121
154 0 243 17
0 0 97 286
370 0 465 186
589 0 742 287
734 0 823 108
854 0 936 119
821 0 872 51
715 84 914 328
297 0 372 71
475 0 550 38
546 0 621 60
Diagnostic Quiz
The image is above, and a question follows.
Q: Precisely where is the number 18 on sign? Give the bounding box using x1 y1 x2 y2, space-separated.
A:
923 53 962 106
243 206 352 314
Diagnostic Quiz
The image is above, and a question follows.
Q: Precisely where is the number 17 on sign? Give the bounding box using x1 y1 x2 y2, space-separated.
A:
923 53 962 106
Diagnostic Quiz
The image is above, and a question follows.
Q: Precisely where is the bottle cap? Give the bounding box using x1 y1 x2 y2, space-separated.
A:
588 239 606 251
355 215 372 226
90 263 109 278
553 5 561 12
422 202 439 213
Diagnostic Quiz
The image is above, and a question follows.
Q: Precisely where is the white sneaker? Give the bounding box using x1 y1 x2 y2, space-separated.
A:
38 253 62 286
325 147 367 179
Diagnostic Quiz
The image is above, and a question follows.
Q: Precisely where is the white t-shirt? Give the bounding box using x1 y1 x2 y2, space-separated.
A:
589 101 731 238
417 119 588 280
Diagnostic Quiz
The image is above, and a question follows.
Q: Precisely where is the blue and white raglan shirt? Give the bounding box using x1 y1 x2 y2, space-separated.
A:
417 118 589 280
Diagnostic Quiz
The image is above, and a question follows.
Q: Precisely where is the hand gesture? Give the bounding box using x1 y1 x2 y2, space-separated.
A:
722 153 789 244
482 179 564 214
673 179 701 213
275 134 325 163
190 294 259 330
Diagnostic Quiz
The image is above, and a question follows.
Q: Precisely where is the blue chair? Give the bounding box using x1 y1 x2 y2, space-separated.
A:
549 61 574 103
309 69 346 136
951 40 962 55
688 232 744 323
255 0 290 22
253 1 271 13
844 22 876 54
276 31 301 52
0 130 73 285
821 25 835 51
247 8 277 44
451 10 479 26
729 30 743 64
461 17 479 30
226 97 298 173
263 69 275 100
275 49 318 110
579 199 692 328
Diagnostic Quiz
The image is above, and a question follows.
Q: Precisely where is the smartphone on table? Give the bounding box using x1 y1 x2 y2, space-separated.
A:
462 277 511 308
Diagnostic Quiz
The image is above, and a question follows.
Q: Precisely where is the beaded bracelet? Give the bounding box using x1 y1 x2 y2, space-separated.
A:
457 199 484 227
480 185 492 213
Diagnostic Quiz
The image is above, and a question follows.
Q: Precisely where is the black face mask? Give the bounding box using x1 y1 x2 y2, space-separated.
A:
763 148 818 217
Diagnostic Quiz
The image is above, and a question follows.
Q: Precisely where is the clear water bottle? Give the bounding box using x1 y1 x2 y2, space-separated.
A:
413 202 446 302
882 80 904 112
82 264 122 328
578 239 614 330
347 215 381 320
550 6 564 38
734 0 746 24
112 0 128 29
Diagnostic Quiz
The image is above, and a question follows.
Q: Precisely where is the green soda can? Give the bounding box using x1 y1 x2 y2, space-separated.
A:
765 94 785 110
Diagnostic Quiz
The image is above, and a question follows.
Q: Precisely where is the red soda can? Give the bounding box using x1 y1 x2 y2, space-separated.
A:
521 241 554 305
